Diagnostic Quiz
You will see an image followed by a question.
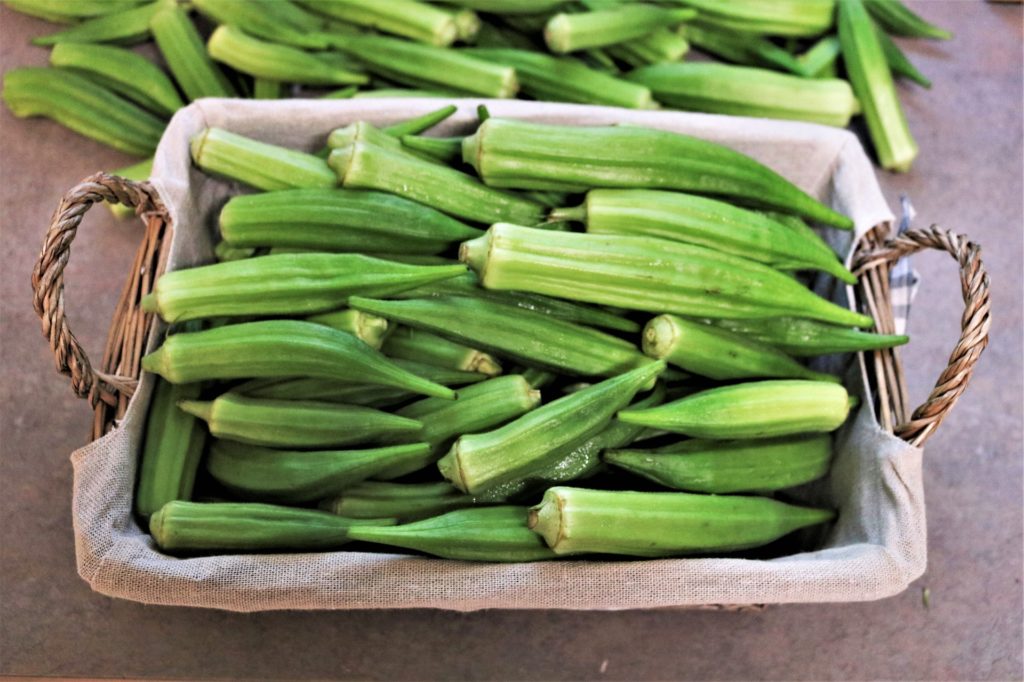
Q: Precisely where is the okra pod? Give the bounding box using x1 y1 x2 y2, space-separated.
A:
382 327 503 376
2 68 163 155
305 0 458 46
219 188 482 254
401 135 464 164
604 28 689 68
394 359 490 386
191 127 337 190
214 242 256 262
149 1 237 100
521 367 556 389
528 487 835 556
461 224 874 327
464 48 655 109
142 253 466 322
838 0 918 172
618 379 852 439
141 320 456 399
462 118 853 229
424 0 567 13
306 308 389 349
32 1 161 46
5 0 144 22
351 295 652 378
864 0 952 40
347 506 558 561
206 440 432 503
321 481 478 521
235 377 415 408
448 7 481 42
605 434 833 494
322 85 359 99
149 500 387 553
207 26 367 86
551 189 855 282
193 0 330 49
543 6 695 53
49 43 183 117
876 27 931 88
437 361 664 495
682 22 807 75
669 0 836 38
381 104 457 137
797 35 842 79
351 88 452 98
329 142 544 225
705 317 909 357
252 78 283 100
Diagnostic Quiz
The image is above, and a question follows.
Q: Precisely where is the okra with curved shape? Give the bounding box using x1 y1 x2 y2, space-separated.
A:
669 0 836 38
682 22 807 75
462 118 853 228
304 0 459 46
381 104 457 137
191 127 337 190
32 2 161 46
321 481 479 522
382 326 503 376
864 0 952 40
707 316 909 357
306 308 390 349
437 361 664 495
351 295 652 379
192 0 330 49
141 320 456 399
234 377 416 408
219 188 482 254
797 35 842 78
461 224 874 327
206 440 433 503
605 434 833 494
876 27 931 88
149 1 237 100
543 5 695 53
347 506 558 561
528 487 835 556
2 68 163 156
207 26 367 85
618 379 852 439
5 0 144 23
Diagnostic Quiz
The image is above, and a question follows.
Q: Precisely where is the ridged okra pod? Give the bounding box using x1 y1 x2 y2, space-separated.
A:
329 141 544 226
619 379 852 439
528 487 835 556
207 26 367 85
551 189 855 282
670 0 836 37
431 0 567 13
380 104 458 137
352 295 652 378
191 127 336 190
605 434 833 494
707 317 908 357
214 242 255 262
605 28 690 68
141 320 456 399
143 253 465 322
461 224 874 327
192 0 330 49
2 68 163 156
234 377 415 408
876 27 931 88
179 394 422 448
627 63 859 128
219 188 482 254
306 0 458 46
5 0 144 23
149 1 237 100
838 0 918 172
347 506 557 561
306 308 389 349
864 0 952 39
401 135 464 164
464 48 654 109
49 43 183 117
462 118 852 229
206 440 432 503
437 361 664 495
797 36 842 78
643 314 839 383
149 501 386 553
543 5 695 53
682 22 807 75
382 326 502 376
32 2 162 46
321 481 478 521
134 378 206 519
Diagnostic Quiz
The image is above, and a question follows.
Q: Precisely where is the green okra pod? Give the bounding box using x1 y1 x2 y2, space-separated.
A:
142 253 466 322
605 434 833 494
321 481 479 521
876 27 931 88
351 88 452 98
448 7 481 42
191 127 337 190
618 379 852 439
864 0 952 39
322 85 360 99
461 224 874 327
705 316 909 357
149 500 389 553
5 0 144 22
604 28 689 69
797 35 842 79
304 0 459 46
392 359 490 386
462 118 853 229
643 314 840 383
543 5 695 54
49 43 183 117
149 1 237 100
437 361 664 495
206 440 432 503
347 506 558 561
668 0 836 37
381 104 458 137
400 135 464 164
425 0 567 13
329 141 544 225
528 487 835 556
306 308 390 349
551 189 855 283
214 241 256 262
521 367 556 389
351 295 652 379
207 26 367 86
382 326 503 376
234 377 416 408
32 1 161 46
682 22 807 75
252 79 283 100
141 320 456 399
193 0 330 49
2 68 163 156
219 188 482 254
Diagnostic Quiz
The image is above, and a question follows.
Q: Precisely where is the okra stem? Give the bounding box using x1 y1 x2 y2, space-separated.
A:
382 104 457 137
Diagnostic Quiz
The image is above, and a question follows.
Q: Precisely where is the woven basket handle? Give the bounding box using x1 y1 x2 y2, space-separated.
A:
853 226 991 447
31 172 165 405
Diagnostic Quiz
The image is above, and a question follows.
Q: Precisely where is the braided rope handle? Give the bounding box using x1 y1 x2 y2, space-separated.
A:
31 172 166 407
853 226 991 447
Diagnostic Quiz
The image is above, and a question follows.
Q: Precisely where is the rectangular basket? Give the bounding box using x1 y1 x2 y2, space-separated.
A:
33 100 989 611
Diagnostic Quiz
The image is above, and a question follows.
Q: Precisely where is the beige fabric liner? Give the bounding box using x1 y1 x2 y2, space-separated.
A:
70 100 923 611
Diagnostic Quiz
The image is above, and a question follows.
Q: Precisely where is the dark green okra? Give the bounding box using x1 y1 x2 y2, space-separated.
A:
876 27 931 88
306 308 390 349
528 487 835 556
206 440 432 503
706 317 909 357
321 481 479 521
207 25 367 85
32 2 162 46
347 506 558 561
5 0 144 23
436 0 568 13
234 377 416 408
682 21 808 75
400 135 464 164
462 118 853 229
219 188 482 254
381 104 458 137
191 127 336 190
150 1 237 100
543 5 695 53
193 0 330 49
141 320 456 399
605 434 833 494
864 0 952 39
142 253 466 322
382 326 503 376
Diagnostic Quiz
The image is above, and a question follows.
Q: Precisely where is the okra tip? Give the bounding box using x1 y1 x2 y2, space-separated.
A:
189 128 212 165
176 399 213 422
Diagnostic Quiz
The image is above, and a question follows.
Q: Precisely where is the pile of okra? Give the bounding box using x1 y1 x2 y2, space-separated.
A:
4 0 949 178
134 107 910 561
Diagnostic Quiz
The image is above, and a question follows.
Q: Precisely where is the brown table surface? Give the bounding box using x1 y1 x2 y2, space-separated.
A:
2 2 1021 680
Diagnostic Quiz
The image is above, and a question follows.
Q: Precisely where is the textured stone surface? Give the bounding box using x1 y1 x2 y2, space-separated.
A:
1 2 1020 679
